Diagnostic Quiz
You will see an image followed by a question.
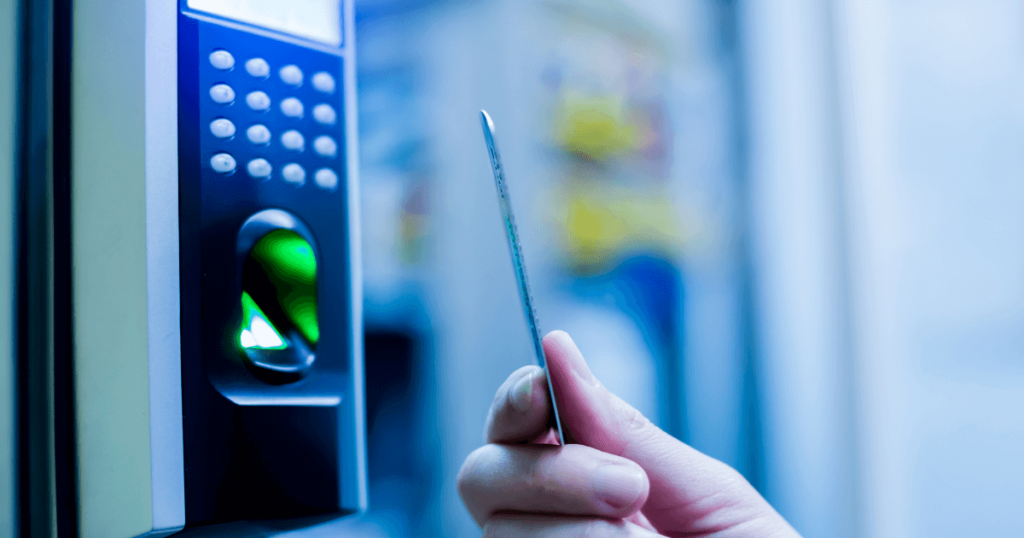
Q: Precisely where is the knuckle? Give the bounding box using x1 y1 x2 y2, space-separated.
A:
621 404 651 434
526 448 559 496
456 444 494 499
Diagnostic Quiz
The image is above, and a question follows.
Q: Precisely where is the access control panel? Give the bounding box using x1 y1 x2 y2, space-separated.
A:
202 44 342 193
177 0 364 529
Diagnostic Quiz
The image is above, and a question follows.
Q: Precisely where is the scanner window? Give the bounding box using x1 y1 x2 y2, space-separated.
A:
238 229 319 382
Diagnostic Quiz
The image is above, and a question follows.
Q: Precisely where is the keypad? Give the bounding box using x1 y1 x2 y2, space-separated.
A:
209 84 235 104
280 97 304 118
282 163 306 186
245 57 270 78
210 118 235 139
313 135 337 158
209 50 235 70
247 124 271 145
312 72 335 94
247 158 272 179
314 168 338 191
279 65 303 86
210 153 236 173
246 91 271 111
281 130 304 151
312 104 336 126
201 46 341 190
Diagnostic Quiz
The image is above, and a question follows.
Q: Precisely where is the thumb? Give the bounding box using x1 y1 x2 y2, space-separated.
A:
543 330 787 536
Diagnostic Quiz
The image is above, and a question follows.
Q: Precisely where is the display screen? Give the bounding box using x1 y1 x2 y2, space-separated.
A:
188 0 342 46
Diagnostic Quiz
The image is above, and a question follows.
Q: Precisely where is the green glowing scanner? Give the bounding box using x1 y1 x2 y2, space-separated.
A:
236 211 320 383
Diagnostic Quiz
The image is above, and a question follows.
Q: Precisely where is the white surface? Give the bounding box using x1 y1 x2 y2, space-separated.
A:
145 0 186 530
247 158 273 178
280 64 304 86
210 153 236 173
246 90 271 111
280 97 304 118
188 0 343 46
74 0 187 533
246 57 270 78
209 118 235 138
282 163 306 185
313 103 336 125
247 124 271 145
313 167 338 190
313 135 336 157
312 71 335 93
835 1 1024 536
742 2 859 537
209 83 234 104
208 49 234 70
281 129 305 151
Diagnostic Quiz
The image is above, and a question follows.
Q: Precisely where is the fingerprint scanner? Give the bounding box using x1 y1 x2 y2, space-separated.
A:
238 227 319 382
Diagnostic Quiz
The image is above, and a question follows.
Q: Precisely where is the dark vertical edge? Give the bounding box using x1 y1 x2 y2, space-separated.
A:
52 0 77 535
15 0 55 536
177 13 202 526
9 0 24 536
711 0 766 493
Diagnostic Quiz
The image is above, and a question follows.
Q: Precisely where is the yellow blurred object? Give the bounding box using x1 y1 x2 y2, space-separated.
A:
555 91 637 161
559 185 681 273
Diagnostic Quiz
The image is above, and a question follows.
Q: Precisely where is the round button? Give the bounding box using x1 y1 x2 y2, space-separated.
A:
279 65 303 86
282 164 306 186
312 104 337 125
246 124 271 145
314 168 338 190
281 130 304 151
313 135 337 158
209 84 235 104
247 158 272 179
245 57 270 78
280 97 304 118
209 50 235 70
312 72 335 94
246 91 271 112
209 118 236 139
210 153 236 173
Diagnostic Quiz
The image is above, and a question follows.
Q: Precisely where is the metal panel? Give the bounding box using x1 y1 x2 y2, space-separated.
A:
72 0 185 536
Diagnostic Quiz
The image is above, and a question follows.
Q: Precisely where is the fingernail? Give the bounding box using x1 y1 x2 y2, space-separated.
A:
509 370 535 412
592 464 645 510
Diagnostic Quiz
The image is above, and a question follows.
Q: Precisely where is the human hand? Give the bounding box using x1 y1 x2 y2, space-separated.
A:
457 330 800 537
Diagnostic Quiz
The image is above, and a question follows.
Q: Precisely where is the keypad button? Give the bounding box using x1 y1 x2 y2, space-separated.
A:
279 65 303 86
209 49 235 70
245 57 270 78
280 97 304 118
313 135 337 158
282 163 306 186
247 158 272 179
209 118 236 138
314 168 338 190
312 104 337 125
246 124 271 145
246 91 271 112
209 84 235 104
210 153 236 173
281 130 304 151
312 72 335 94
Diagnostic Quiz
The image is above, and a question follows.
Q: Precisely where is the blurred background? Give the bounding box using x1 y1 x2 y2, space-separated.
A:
345 0 1024 537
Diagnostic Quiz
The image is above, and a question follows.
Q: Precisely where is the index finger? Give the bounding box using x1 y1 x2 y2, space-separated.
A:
484 365 555 443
